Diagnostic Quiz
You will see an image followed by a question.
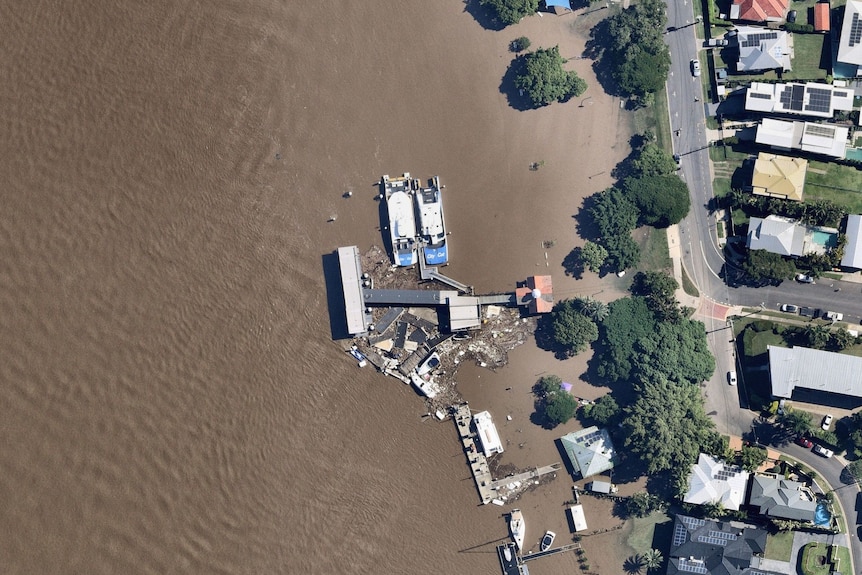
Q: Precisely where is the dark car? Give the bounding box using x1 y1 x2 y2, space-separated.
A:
796 436 813 448
787 10 797 23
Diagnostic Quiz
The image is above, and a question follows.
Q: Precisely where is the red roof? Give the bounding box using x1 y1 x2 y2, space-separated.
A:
733 0 789 21
814 2 830 31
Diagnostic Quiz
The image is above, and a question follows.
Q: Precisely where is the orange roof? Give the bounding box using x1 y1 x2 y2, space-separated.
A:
733 0 788 21
814 2 830 31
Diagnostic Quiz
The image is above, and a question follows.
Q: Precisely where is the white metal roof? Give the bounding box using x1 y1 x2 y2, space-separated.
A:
569 505 588 532
769 345 862 398
473 411 504 456
842 214 862 269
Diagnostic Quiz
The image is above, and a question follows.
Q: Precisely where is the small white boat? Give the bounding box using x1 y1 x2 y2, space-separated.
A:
381 174 418 267
509 509 525 551
349 346 367 368
540 530 555 552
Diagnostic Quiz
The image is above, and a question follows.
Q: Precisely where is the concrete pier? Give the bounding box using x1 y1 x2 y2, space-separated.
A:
453 403 495 504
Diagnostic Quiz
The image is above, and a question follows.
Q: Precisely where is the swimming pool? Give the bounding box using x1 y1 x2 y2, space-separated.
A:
811 230 838 248
814 500 831 527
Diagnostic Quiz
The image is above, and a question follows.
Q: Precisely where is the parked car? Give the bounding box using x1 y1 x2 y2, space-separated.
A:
825 311 844 321
787 10 798 23
822 414 834 430
780 304 799 313
690 59 701 77
728 370 737 386
796 436 813 448
707 38 728 47
795 274 815 284
813 444 834 458
799 307 816 318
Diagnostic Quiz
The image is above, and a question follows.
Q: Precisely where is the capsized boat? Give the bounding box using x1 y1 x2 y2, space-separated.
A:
381 174 418 267
414 176 448 265
509 509 525 551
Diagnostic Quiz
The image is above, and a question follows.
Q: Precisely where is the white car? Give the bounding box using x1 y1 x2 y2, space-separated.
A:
690 59 701 77
822 414 833 430
825 311 843 322
795 274 815 284
813 444 834 458
780 304 798 313
728 371 737 386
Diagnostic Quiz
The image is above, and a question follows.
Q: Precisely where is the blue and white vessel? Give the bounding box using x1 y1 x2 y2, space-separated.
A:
382 173 418 267
415 175 448 265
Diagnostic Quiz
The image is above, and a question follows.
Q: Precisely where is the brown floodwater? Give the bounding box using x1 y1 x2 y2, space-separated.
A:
0 2 631 573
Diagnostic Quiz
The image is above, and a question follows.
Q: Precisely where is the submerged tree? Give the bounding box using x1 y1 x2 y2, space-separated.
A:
515 46 587 107
480 0 540 26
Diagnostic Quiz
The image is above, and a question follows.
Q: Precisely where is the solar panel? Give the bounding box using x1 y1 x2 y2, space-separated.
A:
791 85 805 110
750 92 772 100
673 523 689 547
834 91 848 98
679 559 709 574
741 31 778 48
708 530 738 540
851 13 862 47
805 124 836 138
681 516 706 529
805 87 833 113
698 535 729 546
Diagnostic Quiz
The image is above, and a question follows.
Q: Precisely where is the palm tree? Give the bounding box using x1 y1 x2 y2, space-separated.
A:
643 549 663 571
574 296 609 323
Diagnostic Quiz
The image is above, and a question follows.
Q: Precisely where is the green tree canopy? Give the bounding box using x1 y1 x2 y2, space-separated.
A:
623 375 718 474
571 295 609 323
479 0 539 26
544 392 578 427
777 409 812 436
602 0 670 98
625 174 691 228
538 374 563 395
580 240 608 273
596 296 657 383
742 249 797 284
586 394 620 426
630 319 716 386
587 187 639 239
633 143 678 178
603 234 641 272
739 445 768 471
630 271 681 322
514 46 587 107
549 299 599 356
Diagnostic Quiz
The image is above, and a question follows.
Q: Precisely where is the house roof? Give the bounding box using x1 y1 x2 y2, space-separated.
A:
746 215 805 256
748 474 817 521
559 426 616 478
751 153 807 201
842 214 862 268
732 26 792 72
744 81 854 118
667 515 773 575
769 345 862 398
756 118 847 158
731 0 789 22
684 454 751 511
838 0 862 66
814 2 831 31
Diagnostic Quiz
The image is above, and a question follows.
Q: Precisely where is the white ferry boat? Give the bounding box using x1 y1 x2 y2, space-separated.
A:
414 176 448 265
509 509 525 551
381 174 418 267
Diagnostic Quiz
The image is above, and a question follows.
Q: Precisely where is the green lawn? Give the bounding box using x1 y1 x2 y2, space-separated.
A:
638 226 672 271
805 161 862 214
713 176 732 198
632 88 672 155
626 512 670 554
765 530 794 561
800 543 850 575
787 33 828 80
681 267 699 297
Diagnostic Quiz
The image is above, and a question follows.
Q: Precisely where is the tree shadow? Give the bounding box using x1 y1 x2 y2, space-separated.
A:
562 247 585 279
574 195 602 242
499 55 537 111
462 0 507 31
624 556 645 575
610 134 649 183
584 20 623 98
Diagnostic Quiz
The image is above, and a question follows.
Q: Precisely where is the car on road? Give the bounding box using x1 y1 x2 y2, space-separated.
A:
825 311 843 321
780 304 799 313
727 370 737 386
795 274 815 284
799 307 815 318
690 59 701 77
822 414 834 430
796 436 813 448
813 444 834 458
